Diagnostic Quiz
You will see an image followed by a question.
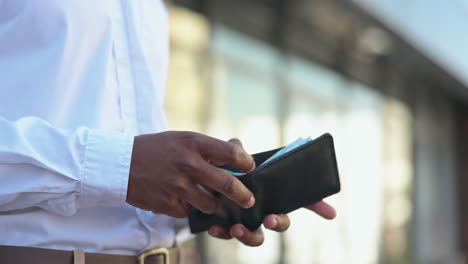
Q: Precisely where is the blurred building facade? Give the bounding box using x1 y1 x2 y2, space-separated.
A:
164 0 468 263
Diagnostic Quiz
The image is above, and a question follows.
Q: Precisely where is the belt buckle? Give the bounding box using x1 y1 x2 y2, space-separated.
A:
137 248 170 264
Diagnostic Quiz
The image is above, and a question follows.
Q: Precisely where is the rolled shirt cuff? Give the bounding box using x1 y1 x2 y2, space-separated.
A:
80 129 134 208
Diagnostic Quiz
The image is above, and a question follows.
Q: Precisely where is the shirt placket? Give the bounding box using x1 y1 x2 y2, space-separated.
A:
110 2 138 135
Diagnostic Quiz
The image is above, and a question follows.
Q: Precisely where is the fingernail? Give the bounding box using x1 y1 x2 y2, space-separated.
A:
233 228 244 238
271 217 278 228
250 156 257 170
246 195 255 208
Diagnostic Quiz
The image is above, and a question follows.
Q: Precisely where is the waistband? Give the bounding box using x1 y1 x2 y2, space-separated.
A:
0 245 180 264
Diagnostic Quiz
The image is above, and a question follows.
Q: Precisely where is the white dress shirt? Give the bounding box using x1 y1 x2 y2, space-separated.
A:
0 0 190 255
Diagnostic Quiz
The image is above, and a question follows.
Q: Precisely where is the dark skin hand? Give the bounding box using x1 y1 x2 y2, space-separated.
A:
126 131 336 247
208 201 336 246
126 131 256 218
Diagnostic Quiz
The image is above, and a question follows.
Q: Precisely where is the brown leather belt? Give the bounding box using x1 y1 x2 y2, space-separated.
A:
0 245 180 264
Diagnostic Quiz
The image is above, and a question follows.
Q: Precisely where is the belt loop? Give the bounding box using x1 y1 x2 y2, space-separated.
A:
73 250 85 264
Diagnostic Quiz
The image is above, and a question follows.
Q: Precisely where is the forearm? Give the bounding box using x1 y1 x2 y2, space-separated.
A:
0 116 133 216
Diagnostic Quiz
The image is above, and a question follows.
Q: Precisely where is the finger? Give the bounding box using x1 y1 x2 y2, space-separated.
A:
263 214 290 232
183 185 217 214
196 163 255 209
208 225 232 240
197 135 255 173
304 200 337 220
230 224 264 247
207 159 225 167
228 138 243 148
207 138 246 167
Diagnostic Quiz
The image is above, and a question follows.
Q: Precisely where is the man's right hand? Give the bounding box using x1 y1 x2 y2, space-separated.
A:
126 131 256 218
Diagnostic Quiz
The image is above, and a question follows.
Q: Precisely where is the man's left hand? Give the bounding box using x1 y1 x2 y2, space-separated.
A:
207 138 337 247
207 200 336 246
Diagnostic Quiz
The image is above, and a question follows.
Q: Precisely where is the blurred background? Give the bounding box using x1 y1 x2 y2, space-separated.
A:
163 0 468 263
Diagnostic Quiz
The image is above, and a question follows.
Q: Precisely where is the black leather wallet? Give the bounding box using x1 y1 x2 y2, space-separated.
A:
188 133 340 233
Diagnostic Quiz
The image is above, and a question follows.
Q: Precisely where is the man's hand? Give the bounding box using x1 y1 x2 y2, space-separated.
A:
208 200 336 246
126 131 256 218
207 138 337 247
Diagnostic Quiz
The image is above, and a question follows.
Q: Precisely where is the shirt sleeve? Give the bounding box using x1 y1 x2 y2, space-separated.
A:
0 116 134 216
